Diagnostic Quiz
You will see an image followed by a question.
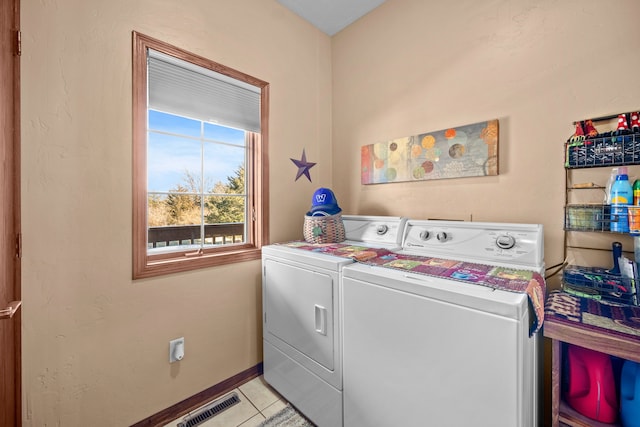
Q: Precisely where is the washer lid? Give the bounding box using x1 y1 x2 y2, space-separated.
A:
342 262 528 321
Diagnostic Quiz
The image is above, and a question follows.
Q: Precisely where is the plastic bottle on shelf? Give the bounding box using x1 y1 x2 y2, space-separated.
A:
604 167 619 205
610 166 633 232
632 180 640 235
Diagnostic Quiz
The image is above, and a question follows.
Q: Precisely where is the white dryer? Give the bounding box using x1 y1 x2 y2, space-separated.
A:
262 215 407 427
341 220 545 427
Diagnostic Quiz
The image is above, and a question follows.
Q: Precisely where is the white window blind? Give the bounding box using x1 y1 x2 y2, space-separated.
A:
147 49 261 133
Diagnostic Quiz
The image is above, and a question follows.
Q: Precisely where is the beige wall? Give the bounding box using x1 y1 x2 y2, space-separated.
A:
21 0 331 425
332 0 640 280
20 0 640 425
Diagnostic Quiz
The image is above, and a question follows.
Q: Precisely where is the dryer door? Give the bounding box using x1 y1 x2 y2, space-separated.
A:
263 258 336 370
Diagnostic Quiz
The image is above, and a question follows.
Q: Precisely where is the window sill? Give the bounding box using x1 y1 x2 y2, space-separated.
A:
133 246 262 279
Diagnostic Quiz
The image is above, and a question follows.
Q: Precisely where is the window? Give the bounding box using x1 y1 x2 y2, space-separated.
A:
132 32 269 279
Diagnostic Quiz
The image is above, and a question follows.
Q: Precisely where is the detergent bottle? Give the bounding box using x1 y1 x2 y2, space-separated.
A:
610 166 633 232
604 167 618 205
621 360 640 427
565 345 618 423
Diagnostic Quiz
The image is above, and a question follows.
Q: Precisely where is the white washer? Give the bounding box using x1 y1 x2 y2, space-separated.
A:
262 215 407 427
342 220 544 427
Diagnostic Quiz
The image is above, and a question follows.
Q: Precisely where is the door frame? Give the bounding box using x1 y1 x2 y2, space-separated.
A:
1 0 22 424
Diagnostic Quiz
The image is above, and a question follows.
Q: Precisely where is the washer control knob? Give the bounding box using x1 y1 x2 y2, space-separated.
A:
436 232 449 242
419 230 430 240
376 225 389 235
496 234 516 249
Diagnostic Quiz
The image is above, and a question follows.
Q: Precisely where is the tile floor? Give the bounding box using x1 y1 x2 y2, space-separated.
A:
163 376 288 427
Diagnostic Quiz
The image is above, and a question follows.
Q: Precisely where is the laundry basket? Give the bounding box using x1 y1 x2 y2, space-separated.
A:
303 213 346 244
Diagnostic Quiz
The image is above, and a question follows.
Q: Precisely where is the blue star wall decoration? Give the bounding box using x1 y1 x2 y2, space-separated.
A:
290 149 316 182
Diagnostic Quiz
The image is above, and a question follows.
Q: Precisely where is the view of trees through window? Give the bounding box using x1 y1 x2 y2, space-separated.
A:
148 165 245 227
146 109 248 246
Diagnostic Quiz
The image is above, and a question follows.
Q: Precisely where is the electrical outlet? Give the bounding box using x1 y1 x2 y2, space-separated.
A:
169 337 185 363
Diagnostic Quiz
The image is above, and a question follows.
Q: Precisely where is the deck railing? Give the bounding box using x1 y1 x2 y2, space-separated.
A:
148 223 245 248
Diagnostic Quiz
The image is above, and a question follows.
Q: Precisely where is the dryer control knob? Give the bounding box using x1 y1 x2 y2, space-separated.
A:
376 225 389 235
436 232 449 242
496 235 516 249
419 230 430 240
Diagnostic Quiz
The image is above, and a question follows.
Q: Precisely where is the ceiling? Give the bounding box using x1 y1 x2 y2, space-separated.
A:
276 0 386 36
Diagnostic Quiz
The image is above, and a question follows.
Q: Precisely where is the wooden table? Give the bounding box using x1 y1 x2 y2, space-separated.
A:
544 290 640 427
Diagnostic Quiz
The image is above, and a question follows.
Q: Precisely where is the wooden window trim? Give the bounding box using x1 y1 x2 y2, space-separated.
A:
132 32 269 279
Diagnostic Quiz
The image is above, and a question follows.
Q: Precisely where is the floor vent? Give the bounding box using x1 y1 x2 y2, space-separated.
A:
177 392 241 427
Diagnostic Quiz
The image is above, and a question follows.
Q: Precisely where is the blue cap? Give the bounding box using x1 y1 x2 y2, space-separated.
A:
307 188 342 216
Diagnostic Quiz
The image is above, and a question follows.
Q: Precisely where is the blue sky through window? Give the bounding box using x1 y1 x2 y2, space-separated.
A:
147 110 246 193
